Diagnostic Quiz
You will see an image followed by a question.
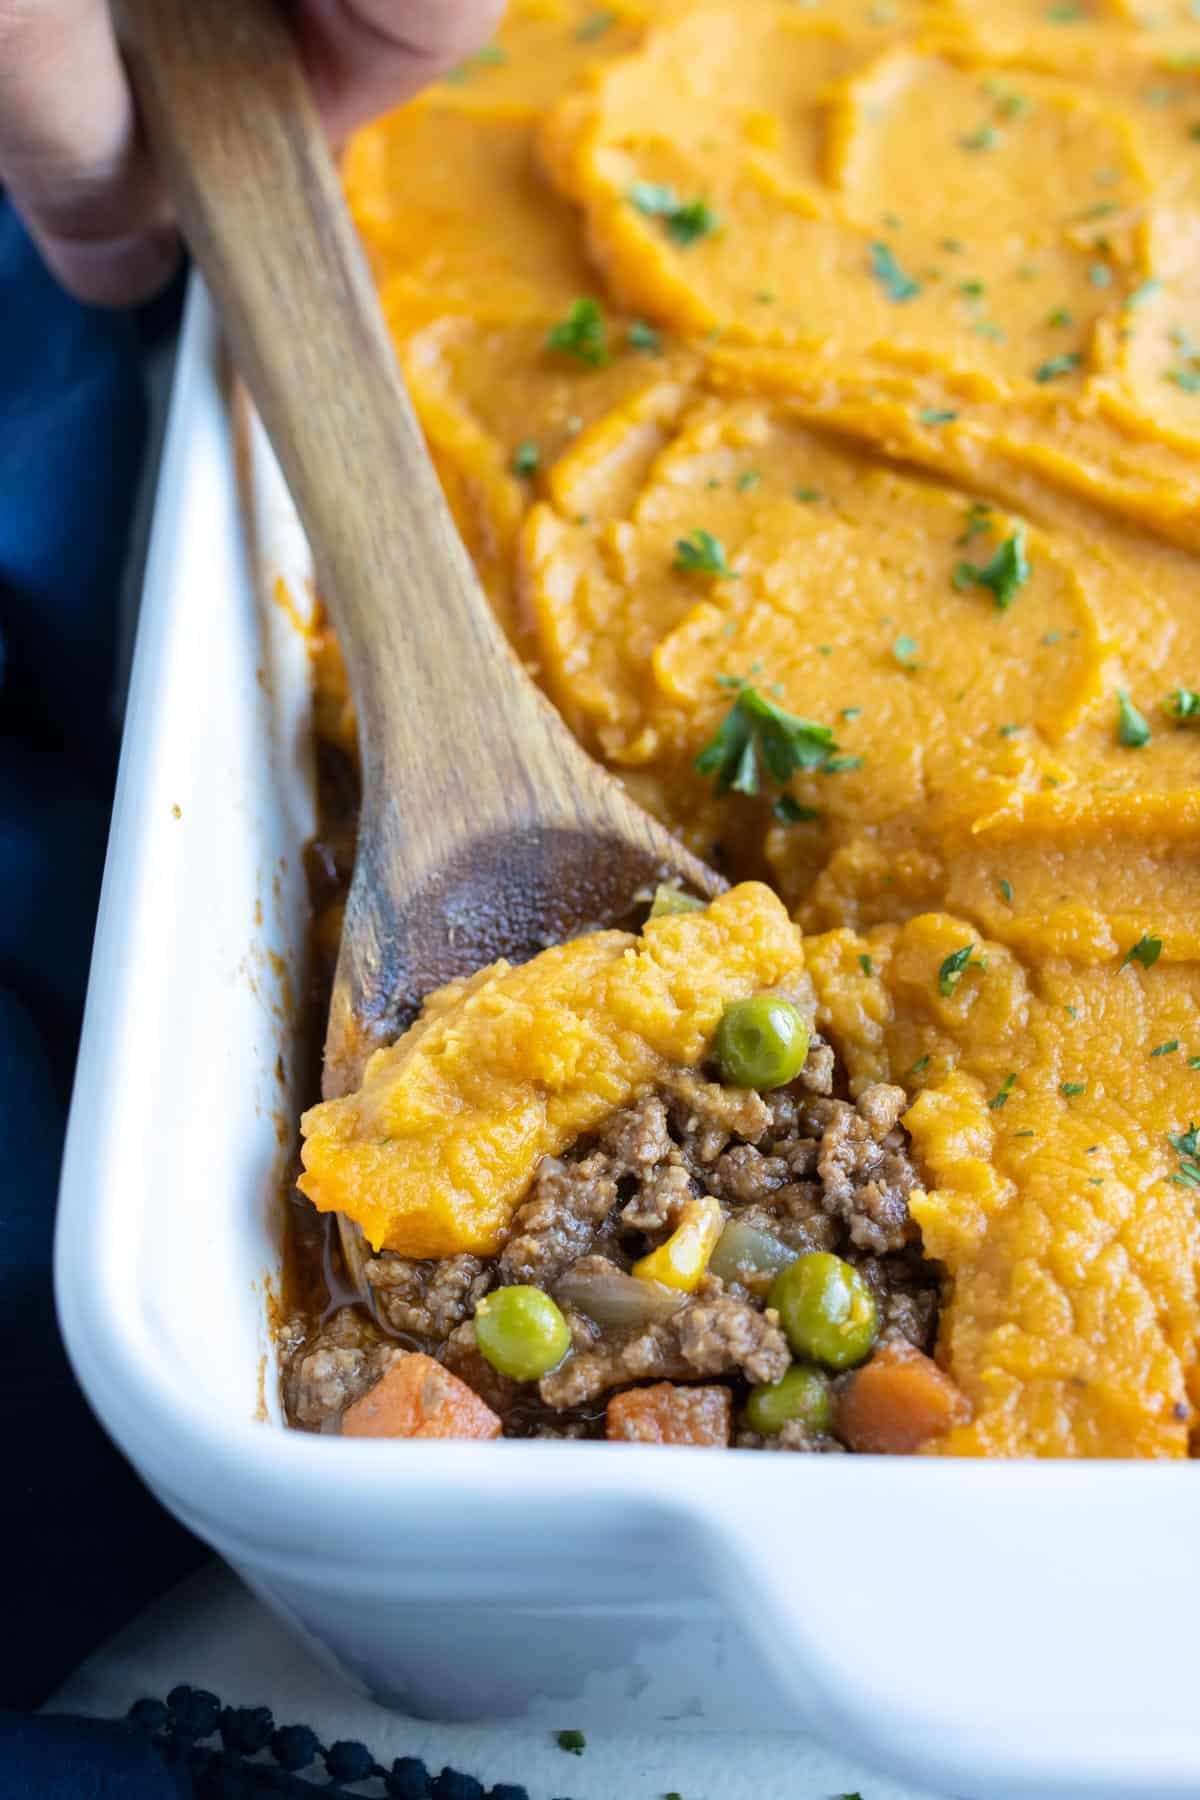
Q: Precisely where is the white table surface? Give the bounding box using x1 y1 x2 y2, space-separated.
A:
48 1563 950 1800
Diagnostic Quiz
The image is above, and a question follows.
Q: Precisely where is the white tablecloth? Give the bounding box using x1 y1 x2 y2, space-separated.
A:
48 1563 949 1800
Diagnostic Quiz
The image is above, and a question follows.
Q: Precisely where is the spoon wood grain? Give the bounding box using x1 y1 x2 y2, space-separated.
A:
120 0 723 1287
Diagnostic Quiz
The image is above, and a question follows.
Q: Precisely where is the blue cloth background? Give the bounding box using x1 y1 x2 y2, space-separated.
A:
0 197 202 1791
0 201 541 1800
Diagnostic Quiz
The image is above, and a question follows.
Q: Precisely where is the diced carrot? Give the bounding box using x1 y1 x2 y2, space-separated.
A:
342 1352 503 1440
606 1382 731 1446
834 1341 970 1454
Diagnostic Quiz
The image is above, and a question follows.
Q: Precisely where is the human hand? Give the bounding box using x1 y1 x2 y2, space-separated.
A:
0 0 502 306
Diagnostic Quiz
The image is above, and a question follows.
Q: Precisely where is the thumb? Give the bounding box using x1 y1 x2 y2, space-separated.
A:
297 0 505 142
0 0 178 307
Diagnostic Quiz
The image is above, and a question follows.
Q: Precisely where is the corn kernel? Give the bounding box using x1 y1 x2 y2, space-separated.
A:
632 1197 724 1293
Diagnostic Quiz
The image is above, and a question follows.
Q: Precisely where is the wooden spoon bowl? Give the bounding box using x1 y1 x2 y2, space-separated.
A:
120 0 723 1282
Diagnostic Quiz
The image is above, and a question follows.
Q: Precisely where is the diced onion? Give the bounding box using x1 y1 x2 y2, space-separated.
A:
648 883 706 918
554 1262 687 1328
708 1218 797 1291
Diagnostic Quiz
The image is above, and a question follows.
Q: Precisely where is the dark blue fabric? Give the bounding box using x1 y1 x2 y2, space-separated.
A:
2 1687 547 1798
0 1712 188 1798
0 197 203 1742
0 204 549 1800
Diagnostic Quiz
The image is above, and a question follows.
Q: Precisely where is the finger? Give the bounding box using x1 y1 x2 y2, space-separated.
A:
0 0 178 307
298 0 506 143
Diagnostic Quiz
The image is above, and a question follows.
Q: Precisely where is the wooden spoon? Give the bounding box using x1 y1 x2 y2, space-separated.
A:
120 0 722 1285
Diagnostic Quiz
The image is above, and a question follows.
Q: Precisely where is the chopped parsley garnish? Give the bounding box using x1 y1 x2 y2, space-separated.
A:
989 1072 1018 1109
938 943 987 998
1013 1128 1036 1138
1166 686 1200 720
695 681 842 796
941 236 966 253
628 180 678 214
1168 1124 1200 1187
557 1730 587 1756
998 722 1022 737
999 877 1015 904
869 240 921 302
1060 1080 1088 1097
957 501 993 545
1166 365 1200 392
1116 688 1152 747
1152 1039 1180 1057
919 407 958 424
512 441 540 477
546 297 609 367
1126 277 1162 309
1088 262 1113 288
961 124 1001 151
773 794 820 824
953 525 1030 609
1035 351 1082 382
445 44 508 79
858 953 875 975
841 705 862 719
1190 1056 1200 1070
983 79 1029 117
736 470 762 492
576 8 617 39
666 199 719 245
1046 3 1085 18
793 486 823 501
1046 307 1073 327
674 530 736 577
893 633 920 668
627 182 719 245
909 1056 931 1076
1122 932 1163 969
628 319 662 353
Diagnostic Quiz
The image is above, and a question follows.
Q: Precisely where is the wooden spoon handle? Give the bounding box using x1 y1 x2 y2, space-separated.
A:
119 0 522 792
123 0 722 1079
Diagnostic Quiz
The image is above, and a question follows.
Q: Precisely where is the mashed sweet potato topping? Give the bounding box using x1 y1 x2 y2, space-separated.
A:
300 884 807 1257
308 0 1200 1455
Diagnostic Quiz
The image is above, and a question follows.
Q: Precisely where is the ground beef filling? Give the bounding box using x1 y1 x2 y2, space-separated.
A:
282 1033 941 1448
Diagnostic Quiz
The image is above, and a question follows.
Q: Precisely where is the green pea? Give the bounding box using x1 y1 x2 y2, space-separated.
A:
768 1252 879 1371
474 1286 571 1381
714 995 811 1090
744 1363 832 1436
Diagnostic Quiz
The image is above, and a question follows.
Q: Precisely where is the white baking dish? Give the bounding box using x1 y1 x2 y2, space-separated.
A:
55 281 1200 1799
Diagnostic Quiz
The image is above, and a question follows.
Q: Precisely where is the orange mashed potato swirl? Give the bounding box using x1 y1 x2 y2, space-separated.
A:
315 0 1200 1456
